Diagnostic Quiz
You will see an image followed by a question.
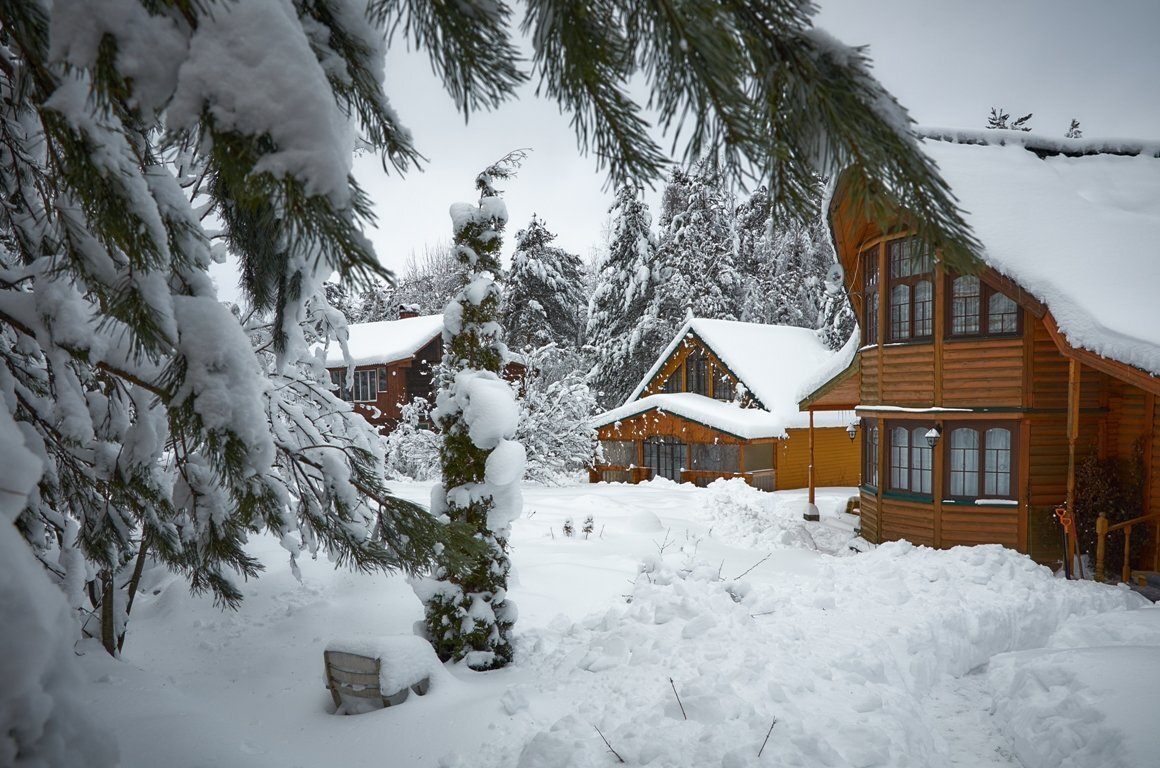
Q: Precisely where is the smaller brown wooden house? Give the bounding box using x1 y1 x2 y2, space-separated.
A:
591 319 859 492
325 313 444 434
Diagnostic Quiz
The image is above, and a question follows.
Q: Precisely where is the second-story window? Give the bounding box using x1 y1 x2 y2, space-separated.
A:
713 369 735 401
888 237 933 342
862 247 879 344
687 348 709 396
948 275 1022 338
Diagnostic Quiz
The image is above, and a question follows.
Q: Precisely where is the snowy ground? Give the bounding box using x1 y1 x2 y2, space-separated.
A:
71 479 1158 768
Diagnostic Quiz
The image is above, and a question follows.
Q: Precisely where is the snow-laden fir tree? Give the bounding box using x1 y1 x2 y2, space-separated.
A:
502 215 587 351
1066 119 1083 139
513 344 598 485
0 0 480 657
651 161 742 330
415 156 526 670
585 185 662 409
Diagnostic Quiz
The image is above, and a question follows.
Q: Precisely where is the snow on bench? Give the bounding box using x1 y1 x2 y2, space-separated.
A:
324 635 440 715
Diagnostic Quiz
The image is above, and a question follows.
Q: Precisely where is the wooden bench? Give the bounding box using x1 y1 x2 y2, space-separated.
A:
324 641 434 714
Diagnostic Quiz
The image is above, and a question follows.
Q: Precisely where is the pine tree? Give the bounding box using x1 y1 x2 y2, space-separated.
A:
415 155 526 670
514 345 598 484
585 185 661 409
1 0 480 657
393 242 463 317
1 0 983 671
1066 119 1083 139
651 161 742 331
987 107 1033 131
502 216 588 351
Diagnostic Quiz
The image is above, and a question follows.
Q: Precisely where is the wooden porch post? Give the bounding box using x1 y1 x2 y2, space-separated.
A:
804 410 819 520
1065 358 1081 575
808 410 816 506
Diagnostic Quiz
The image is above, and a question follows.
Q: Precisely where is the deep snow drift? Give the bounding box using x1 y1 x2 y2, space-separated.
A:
45 479 1158 767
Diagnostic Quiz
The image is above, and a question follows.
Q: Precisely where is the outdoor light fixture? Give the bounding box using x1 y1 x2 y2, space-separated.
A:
925 424 943 449
846 418 861 442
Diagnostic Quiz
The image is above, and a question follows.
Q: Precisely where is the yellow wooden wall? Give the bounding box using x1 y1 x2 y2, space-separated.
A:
778 427 861 490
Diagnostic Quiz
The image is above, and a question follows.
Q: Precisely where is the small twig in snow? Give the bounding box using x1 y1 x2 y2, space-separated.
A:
654 527 674 556
733 553 772 581
669 677 687 721
758 717 778 757
594 726 625 763
599 524 606 539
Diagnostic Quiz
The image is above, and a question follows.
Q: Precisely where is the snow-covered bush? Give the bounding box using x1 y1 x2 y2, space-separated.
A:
513 344 598 485
383 398 442 481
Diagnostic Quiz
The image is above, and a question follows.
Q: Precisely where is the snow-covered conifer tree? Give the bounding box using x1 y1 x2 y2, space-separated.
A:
415 156 526 670
502 216 587 351
1066 119 1083 139
513 345 598 484
651 161 742 330
0 0 476 656
585 186 661 409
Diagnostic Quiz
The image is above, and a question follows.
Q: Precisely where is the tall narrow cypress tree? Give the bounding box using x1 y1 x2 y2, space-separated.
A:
416 154 526 670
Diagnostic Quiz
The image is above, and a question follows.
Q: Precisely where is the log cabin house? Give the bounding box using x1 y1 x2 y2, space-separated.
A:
325 312 443 434
801 130 1160 576
591 318 859 492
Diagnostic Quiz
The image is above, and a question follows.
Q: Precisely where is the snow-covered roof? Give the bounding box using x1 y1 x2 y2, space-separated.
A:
915 130 1160 376
600 319 855 436
594 393 790 440
324 314 444 367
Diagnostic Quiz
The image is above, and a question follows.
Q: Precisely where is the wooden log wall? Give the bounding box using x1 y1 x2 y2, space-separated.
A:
780 427 860 490
941 338 1024 408
878 497 934 548
859 492 880 543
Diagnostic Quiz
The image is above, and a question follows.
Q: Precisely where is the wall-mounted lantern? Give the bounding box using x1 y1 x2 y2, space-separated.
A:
925 424 943 449
846 417 862 442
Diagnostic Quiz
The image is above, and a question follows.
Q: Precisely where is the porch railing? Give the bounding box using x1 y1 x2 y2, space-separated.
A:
1095 511 1160 583
589 465 655 484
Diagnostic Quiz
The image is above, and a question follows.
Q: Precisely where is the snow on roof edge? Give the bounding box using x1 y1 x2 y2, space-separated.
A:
915 127 1160 159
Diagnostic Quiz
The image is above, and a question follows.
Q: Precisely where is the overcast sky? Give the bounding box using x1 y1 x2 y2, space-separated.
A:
349 0 1160 283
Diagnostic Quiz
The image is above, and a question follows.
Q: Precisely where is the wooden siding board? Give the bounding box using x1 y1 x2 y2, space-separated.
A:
781 428 860 489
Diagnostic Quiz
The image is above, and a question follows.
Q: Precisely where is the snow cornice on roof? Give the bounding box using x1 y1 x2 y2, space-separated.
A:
916 126 1160 160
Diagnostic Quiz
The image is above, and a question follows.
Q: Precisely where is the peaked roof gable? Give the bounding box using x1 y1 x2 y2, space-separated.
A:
623 318 851 430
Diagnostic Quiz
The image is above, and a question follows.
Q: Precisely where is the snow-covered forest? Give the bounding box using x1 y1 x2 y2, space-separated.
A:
2 2 1157 767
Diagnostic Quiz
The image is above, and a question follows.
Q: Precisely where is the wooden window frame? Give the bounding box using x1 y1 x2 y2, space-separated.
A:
862 247 880 345
330 369 351 402
946 274 1023 340
887 237 934 343
862 421 879 490
943 421 1019 501
885 420 933 498
644 437 686 482
712 368 735 402
351 369 379 403
687 348 709 396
